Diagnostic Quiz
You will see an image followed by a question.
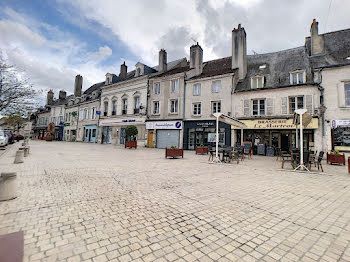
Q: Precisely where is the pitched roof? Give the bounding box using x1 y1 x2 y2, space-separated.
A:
150 65 190 78
189 56 235 80
306 28 350 68
235 46 312 92
83 81 105 95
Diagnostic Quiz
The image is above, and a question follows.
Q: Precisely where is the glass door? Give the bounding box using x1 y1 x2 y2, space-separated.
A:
188 129 195 150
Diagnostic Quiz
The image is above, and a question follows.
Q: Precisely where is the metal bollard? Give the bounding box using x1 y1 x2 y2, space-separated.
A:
0 172 17 201
24 148 29 157
14 150 24 164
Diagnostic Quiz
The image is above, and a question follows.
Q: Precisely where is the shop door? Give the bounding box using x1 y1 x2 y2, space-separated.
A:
156 130 180 149
84 128 89 142
120 128 126 144
90 128 97 143
188 130 195 150
107 127 112 144
281 134 289 152
147 131 154 148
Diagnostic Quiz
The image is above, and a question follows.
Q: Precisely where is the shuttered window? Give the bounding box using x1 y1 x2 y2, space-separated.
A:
266 98 274 115
243 100 250 116
281 97 288 115
305 95 313 114
345 83 350 106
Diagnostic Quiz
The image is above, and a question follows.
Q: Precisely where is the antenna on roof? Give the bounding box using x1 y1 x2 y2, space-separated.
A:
252 50 258 55
191 38 197 44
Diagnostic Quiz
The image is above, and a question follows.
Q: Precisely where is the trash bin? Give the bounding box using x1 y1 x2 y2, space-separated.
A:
0 172 17 201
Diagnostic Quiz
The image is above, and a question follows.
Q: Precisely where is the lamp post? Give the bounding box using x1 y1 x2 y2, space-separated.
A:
294 109 309 171
213 112 223 163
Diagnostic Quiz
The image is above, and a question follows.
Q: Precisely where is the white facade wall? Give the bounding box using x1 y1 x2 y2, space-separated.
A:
50 105 65 126
320 65 350 153
185 74 234 120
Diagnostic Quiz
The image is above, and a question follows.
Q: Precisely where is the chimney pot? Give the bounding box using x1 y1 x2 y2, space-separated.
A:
232 24 247 80
158 49 167 72
120 62 128 79
74 75 83 97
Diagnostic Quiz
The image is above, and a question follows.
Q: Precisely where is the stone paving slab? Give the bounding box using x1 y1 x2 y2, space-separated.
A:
0 141 350 261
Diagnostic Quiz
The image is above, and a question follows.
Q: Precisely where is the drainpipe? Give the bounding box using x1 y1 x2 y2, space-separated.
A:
183 73 186 120
76 105 80 141
318 68 326 136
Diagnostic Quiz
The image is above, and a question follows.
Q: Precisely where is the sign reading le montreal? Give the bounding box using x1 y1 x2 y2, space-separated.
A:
240 118 318 129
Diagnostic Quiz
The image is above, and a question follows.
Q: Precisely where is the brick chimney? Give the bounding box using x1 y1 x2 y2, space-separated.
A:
190 43 203 75
59 90 66 100
74 75 82 97
232 24 247 80
119 61 127 79
310 19 324 55
159 49 167 72
46 90 54 105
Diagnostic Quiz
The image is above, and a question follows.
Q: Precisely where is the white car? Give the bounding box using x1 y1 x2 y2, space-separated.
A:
0 130 9 146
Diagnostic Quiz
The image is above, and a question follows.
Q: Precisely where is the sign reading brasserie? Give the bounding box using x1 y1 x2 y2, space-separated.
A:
238 118 318 130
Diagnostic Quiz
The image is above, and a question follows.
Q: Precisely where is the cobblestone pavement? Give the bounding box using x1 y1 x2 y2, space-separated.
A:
0 141 350 262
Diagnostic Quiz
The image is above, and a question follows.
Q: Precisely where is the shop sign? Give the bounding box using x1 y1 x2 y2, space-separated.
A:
196 122 214 127
237 118 318 129
331 120 350 129
100 118 145 126
64 123 70 127
146 121 182 130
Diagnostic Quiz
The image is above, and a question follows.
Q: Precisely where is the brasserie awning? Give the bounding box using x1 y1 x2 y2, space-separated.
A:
218 114 247 129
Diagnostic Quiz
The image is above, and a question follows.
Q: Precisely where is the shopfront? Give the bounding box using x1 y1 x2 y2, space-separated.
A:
146 121 183 149
84 125 98 143
183 120 231 150
99 117 146 145
331 120 350 152
234 118 319 154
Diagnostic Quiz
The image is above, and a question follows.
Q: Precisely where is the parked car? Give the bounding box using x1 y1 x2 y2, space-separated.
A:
0 130 9 146
14 134 24 142
4 130 14 144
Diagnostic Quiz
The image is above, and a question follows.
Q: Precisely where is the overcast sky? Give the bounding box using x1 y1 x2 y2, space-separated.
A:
1 0 350 104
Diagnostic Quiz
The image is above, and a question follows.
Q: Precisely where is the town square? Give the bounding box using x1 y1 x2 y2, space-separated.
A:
1 0 350 261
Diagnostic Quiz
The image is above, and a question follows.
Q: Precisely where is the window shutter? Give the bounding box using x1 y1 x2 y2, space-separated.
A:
243 100 250 116
338 83 346 108
266 98 274 115
305 95 313 114
281 97 288 115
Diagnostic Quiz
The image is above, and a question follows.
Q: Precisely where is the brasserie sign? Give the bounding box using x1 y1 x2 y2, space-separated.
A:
239 118 318 129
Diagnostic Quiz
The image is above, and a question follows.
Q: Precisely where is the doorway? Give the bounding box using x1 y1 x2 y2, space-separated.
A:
281 133 289 152
120 128 126 144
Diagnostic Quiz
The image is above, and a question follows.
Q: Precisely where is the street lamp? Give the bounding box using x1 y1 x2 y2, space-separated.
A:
294 109 309 171
213 112 223 163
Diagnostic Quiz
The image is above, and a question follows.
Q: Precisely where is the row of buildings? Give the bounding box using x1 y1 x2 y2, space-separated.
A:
32 19 350 154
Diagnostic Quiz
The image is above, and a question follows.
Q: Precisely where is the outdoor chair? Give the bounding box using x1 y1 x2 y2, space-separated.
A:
228 151 240 164
208 146 215 161
223 147 232 162
317 151 324 172
276 148 282 161
243 147 252 160
310 150 318 167
281 152 293 169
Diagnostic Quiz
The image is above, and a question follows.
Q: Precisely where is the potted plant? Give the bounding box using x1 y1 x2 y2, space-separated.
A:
45 122 55 142
125 125 138 149
327 150 345 165
196 144 209 155
165 145 184 158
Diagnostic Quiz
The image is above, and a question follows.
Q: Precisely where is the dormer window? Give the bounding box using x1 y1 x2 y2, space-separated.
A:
251 76 264 89
105 74 113 85
290 71 305 85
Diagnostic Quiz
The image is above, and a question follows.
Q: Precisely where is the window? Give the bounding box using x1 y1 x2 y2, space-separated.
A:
290 71 305 85
252 99 265 116
289 96 304 114
251 76 264 89
212 81 222 93
60 107 63 114
104 101 108 116
211 101 221 114
92 129 96 138
193 103 201 115
345 83 350 106
170 99 178 114
171 79 179 93
154 82 160 94
122 99 128 115
69 113 71 121
79 109 84 120
193 84 201 96
134 97 140 109
84 108 88 120
153 101 160 115
91 107 96 120
112 100 117 115
65 113 68 122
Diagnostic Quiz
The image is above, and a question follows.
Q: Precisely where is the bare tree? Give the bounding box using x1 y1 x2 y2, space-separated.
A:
0 57 40 117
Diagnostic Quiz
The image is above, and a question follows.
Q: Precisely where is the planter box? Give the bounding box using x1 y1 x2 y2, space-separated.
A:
165 148 184 158
327 153 345 165
125 141 137 149
196 146 208 155
45 136 53 142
